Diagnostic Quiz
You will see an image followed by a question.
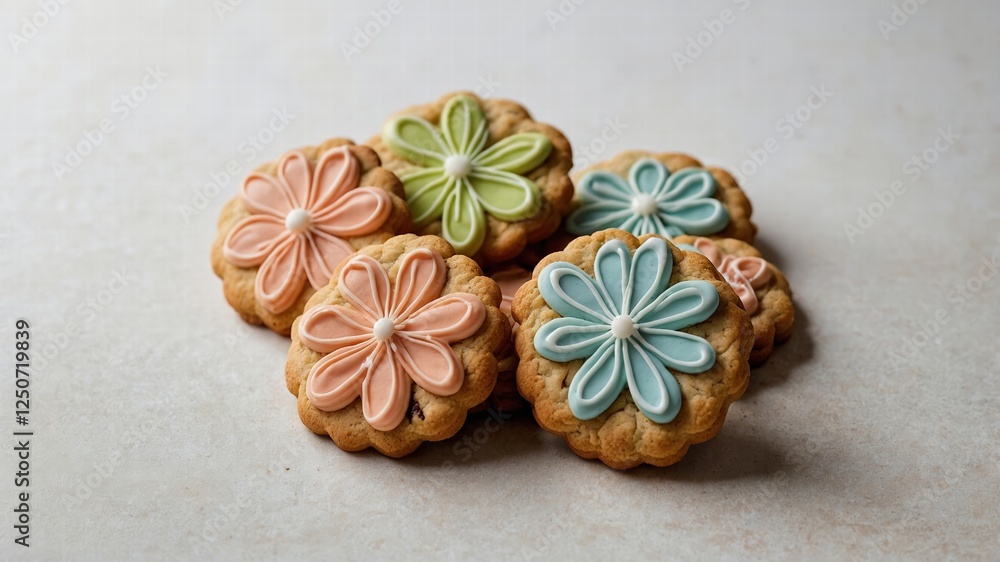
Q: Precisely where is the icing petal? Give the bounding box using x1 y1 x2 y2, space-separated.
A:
729 257 772 288
305 340 376 411
659 198 730 236
472 133 552 174
626 238 673 316
576 170 635 203
538 262 616 323
312 187 392 236
629 159 669 195
223 215 289 267
298 304 374 354
241 173 295 218
309 145 361 211
400 293 485 341
401 168 453 226
656 167 716 201
726 273 760 315
691 237 723 266
395 334 464 396
535 317 612 362
565 202 632 235
276 151 312 209
623 340 682 423
441 180 486 255
390 248 447 321
637 280 719 331
467 168 540 221
254 236 306 314
303 230 354 291
593 240 631 314
361 343 410 431
382 116 448 167
440 95 488 156
568 339 626 421
634 328 716 374
338 254 391 322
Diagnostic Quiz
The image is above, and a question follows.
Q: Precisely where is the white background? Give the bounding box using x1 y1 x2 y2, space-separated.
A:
1 0 998 560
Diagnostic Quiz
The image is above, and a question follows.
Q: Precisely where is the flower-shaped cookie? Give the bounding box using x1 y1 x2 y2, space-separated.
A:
674 236 794 366
286 234 510 457
534 237 719 423
514 230 754 469
299 249 485 431
367 92 574 263
211 140 410 335
565 151 756 242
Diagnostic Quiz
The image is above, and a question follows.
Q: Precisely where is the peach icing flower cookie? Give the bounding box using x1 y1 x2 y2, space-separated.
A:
285 234 510 457
565 151 756 242
674 236 794 366
366 91 573 263
472 266 532 413
513 230 754 469
211 139 410 335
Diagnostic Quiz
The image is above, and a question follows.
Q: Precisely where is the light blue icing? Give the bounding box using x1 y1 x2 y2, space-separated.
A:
535 238 719 423
566 158 730 238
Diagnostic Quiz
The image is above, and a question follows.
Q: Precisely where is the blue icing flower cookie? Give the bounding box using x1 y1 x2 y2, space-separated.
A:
566 151 756 243
513 229 754 469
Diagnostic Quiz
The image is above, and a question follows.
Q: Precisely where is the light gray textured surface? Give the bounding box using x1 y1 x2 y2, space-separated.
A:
1 0 998 560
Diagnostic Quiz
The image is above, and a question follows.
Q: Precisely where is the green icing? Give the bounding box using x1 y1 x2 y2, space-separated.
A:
383 94 552 255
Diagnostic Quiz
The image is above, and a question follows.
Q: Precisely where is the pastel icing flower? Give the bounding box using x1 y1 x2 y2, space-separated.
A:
682 237 771 315
566 159 729 238
298 248 486 431
382 95 553 255
534 238 718 423
223 146 393 314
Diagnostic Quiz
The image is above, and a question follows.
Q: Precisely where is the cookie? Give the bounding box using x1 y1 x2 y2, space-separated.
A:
513 229 754 469
285 234 510 457
564 151 756 243
365 91 574 263
472 266 532 413
674 236 794 366
211 139 411 335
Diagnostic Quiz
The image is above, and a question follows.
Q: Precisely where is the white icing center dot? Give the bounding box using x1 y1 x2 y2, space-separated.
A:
611 315 637 339
373 318 395 341
444 155 473 178
631 194 658 217
285 208 312 233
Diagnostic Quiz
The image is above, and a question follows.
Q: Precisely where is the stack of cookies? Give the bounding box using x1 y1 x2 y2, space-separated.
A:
211 92 794 469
